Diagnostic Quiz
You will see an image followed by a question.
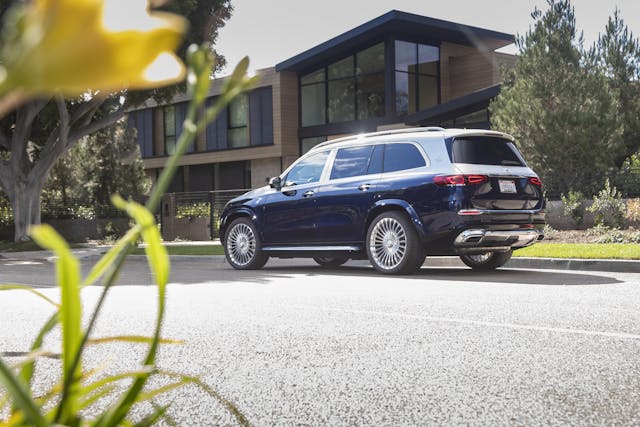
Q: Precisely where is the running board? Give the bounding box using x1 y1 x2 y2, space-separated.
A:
263 245 362 252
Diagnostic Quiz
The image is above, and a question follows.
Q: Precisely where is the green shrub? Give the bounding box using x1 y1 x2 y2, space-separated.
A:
587 178 626 229
176 202 210 219
561 191 585 228
625 198 640 224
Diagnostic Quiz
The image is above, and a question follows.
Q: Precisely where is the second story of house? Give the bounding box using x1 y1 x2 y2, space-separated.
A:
128 10 515 192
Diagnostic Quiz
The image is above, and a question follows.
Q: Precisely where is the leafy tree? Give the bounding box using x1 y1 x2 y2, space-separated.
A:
587 9 640 169
44 120 150 214
490 0 638 197
0 0 232 241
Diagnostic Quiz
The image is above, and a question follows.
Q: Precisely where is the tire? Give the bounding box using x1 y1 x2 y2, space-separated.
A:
313 255 349 268
223 218 268 270
366 211 426 275
460 250 513 270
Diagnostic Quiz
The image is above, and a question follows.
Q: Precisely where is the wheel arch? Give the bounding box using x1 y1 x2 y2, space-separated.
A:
219 207 257 243
365 199 426 241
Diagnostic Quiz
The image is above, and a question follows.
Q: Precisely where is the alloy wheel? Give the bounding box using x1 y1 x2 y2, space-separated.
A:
369 217 407 270
227 223 256 267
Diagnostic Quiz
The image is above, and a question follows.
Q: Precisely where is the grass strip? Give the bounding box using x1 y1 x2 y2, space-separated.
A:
514 243 640 260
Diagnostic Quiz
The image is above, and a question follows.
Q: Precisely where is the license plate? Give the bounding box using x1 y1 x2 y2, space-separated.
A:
498 179 517 193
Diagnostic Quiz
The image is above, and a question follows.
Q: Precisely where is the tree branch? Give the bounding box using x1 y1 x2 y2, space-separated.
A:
0 129 9 150
68 108 126 144
69 93 108 127
30 96 70 182
10 99 50 170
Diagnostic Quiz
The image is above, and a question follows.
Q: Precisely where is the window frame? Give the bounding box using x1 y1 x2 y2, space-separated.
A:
227 94 249 148
394 40 440 116
299 42 386 127
163 105 177 155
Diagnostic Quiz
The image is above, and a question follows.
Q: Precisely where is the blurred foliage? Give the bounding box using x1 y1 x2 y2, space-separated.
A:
491 0 640 197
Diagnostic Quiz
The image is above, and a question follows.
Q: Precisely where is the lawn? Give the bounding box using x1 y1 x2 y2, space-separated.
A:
3 240 635 261
514 243 640 260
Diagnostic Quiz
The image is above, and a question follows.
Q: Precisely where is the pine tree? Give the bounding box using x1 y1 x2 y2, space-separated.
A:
490 0 623 196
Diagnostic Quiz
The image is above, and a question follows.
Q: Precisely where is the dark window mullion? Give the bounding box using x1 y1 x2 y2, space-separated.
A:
324 66 329 125
353 53 359 120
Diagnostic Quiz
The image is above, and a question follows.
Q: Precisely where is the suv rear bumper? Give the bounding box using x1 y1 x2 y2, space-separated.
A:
454 228 543 253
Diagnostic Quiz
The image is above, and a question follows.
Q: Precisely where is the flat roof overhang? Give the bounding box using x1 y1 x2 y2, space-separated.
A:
404 84 501 126
275 10 514 73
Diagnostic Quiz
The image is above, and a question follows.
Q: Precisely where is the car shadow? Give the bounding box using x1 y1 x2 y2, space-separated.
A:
245 263 623 286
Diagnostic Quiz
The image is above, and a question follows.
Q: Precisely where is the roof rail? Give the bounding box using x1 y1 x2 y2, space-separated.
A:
310 126 446 151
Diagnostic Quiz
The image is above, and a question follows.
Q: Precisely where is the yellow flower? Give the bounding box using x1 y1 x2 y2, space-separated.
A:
0 0 187 96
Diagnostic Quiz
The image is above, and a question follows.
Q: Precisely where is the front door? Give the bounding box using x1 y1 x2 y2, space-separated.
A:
260 151 329 245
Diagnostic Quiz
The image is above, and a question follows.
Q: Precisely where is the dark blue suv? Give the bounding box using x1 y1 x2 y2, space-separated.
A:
220 128 545 275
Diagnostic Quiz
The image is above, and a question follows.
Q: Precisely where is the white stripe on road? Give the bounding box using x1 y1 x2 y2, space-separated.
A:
300 306 640 341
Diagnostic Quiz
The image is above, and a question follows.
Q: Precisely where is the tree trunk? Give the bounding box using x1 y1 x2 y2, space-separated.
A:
0 97 124 242
10 181 40 242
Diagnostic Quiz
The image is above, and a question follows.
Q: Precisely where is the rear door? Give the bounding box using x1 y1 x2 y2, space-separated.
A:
313 144 382 244
448 136 543 210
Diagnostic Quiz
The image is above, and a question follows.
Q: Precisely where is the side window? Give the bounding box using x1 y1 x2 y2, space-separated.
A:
330 146 375 180
284 151 329 186
383 143 426 173
367 144 384 175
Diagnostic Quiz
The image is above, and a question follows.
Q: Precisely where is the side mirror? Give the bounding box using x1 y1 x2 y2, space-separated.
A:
268 176 282 191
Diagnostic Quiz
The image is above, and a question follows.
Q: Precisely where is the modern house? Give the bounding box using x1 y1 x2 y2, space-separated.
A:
128 10 515 193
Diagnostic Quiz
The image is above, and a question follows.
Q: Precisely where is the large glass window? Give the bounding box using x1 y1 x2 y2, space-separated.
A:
301 136 327 154
395 41 439 115
228 95 248 148
301 69 326 127
328 79 355 122
163 105 176 155
300 43 385 127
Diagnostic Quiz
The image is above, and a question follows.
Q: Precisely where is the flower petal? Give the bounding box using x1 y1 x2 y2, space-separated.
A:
1 0 187 96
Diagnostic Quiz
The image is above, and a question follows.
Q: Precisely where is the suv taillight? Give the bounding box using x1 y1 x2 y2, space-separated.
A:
529 177 542 187
434 175 488 186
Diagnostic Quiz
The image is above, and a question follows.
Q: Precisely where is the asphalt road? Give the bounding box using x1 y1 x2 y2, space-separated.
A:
1 256 640 425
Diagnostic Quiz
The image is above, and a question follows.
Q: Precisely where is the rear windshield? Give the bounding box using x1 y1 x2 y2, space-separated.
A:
449 136 525 166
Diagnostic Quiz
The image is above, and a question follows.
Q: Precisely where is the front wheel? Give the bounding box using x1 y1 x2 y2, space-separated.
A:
224 218 268 270
459 250 512 270
366 211 426 275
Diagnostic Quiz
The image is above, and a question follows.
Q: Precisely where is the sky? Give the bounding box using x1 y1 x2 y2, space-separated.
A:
214 0 640 75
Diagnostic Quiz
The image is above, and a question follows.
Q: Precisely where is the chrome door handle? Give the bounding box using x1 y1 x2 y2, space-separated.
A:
303 190 315 198
358 184 371 191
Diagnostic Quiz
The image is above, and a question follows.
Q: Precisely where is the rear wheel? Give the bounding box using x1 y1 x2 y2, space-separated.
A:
460 250 512 270
366 211 425 275
313 255 349 268
224 218 268 270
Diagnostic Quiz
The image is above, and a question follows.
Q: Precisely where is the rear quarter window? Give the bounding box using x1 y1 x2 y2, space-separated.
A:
383 143 426 173
449 136 525 166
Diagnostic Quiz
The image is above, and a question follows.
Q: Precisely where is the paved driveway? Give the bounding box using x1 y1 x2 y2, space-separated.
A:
1 256 639 425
